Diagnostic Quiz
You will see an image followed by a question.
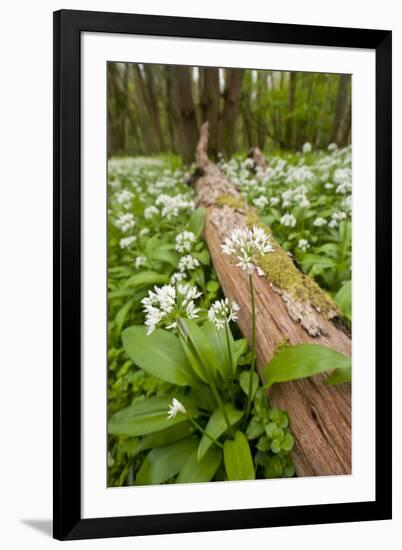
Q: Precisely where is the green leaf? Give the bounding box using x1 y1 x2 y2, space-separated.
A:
150 246 179 267
136 436 199 485
326 367 352 385
246 417 265 440
202 321 236 380
263 344 351 389
114 298 134 336
123 271 169 289
239 371 259 400
198 405 243 460
335 280 352 321
223 431 255 481
178 318 218 382
194 249 210 266
122 326 198 386
108 396 199 437
300 254 336 270
133 421 196 456
188 207 206 237
234 338 249 361
176 446 222 484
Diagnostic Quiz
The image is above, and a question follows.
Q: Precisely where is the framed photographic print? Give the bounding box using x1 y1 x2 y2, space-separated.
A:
53 9 392 541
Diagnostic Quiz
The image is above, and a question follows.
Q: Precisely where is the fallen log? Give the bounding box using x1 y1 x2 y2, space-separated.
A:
195 122 351 477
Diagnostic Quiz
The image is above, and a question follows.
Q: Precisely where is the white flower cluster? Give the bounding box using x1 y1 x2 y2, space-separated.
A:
175 231 196 253
135 256 147 269
178 254 200 273
142 283 202 335
313 217 327 227
221 225 273 276
280 213 296 228
281 184 310 208
144 205 159 219
119 235 137 249
298 239 310 252
155 194 194 220
114 213 136 232
328 211 347 229
334 168 352 194
302 142 312 154
208 298 240 330
253 196 269 209
115 189 134 207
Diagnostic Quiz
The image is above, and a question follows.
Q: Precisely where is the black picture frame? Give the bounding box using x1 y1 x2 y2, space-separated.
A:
53 9 392 541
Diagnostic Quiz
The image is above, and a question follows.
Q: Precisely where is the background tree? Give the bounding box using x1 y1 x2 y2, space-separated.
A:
107 63 351 160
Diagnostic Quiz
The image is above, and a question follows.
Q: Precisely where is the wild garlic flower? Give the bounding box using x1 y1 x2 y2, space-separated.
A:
302 142 312 153
178 254 200 273
135 256 147 269
170 272 187 284
142 283 202 335
280 213 297 228
221 225 273 276
155 194 194 220
140 227 150 236
314 217 327 227
119 235 137 249
270 197 280 206
167 398 186 419
208 298 240 330
328 143 338 152
114 213 136 232
324 182 334 190
175 231 196 253
115 189 134 207
298 239 310 252
144 205 159 219
253 196 269 209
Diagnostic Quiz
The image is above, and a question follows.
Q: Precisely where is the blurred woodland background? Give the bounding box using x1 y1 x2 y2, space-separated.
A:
107 63 351 163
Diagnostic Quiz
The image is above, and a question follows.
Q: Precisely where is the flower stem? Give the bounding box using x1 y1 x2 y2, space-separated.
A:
224 322 235 403
186 415 224 449
245 273 257 419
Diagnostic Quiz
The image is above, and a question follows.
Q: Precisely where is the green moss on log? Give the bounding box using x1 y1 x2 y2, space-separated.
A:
216 194 246 211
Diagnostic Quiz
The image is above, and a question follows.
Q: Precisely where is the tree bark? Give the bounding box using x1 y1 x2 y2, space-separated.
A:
331 74 350 145
220 69 244 157
170 66 199 164
199 68 220 159
194 123 351 477
143 64 165 151
285 72 297 149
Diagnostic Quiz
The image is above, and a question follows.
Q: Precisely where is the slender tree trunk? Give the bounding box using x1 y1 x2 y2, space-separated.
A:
331 74 350 144
132 65 159 153
286 72 297 149
338 93 351 146
220 69 244 157
168 66 199 165
143 65 165 151
256 71 267 150
199 68 220 159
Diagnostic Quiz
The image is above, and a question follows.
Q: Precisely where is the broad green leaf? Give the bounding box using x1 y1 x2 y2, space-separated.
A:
122 326 198 386
239 371 260 401
114 298 134 336
178 318 218 382
198 404 243 461
108 396 199 437
176 446 222 484
223 431 255 481
234 338 249 361
108 265 135 278
194 249 210 266
133 421 196 456
150 246 178 267
136 436 199 485
188 207 206 237
123 270 169 289
202 321 236 380
326 367 352 385
108 288 136 299
263 344 351 389
335 280 352 321
300 254 336 270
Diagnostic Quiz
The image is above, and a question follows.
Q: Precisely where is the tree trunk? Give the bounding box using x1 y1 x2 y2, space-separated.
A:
132 65 159 153
256 71 267 150
199 68 220 159
143 64 165 151
285 72 297 149
170 66 199 164
331 74 350 145
220 69 244 157
194 123 351 477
